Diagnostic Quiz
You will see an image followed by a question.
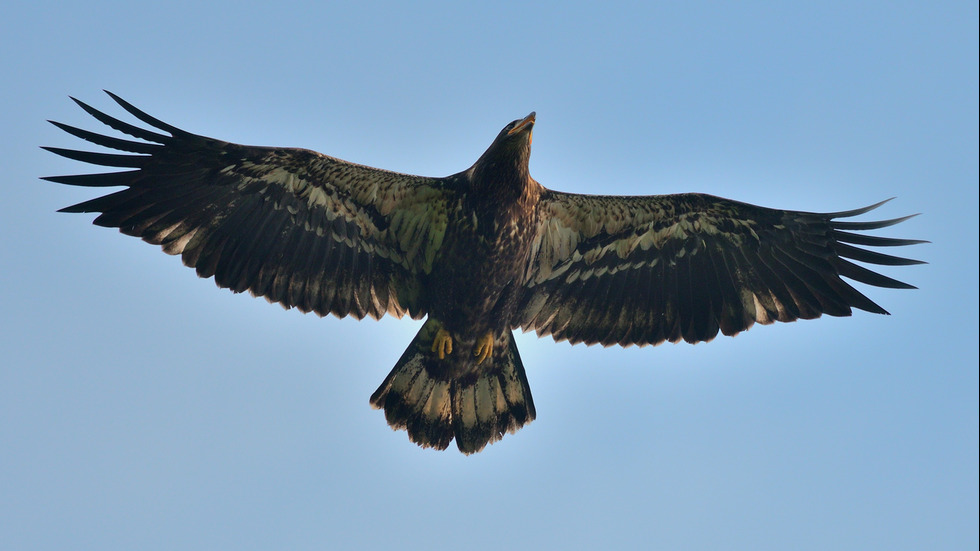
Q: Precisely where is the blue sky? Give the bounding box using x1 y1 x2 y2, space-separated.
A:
2 1 977 549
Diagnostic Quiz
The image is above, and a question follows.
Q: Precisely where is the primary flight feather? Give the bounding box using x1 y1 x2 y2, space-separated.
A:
43 92 924 453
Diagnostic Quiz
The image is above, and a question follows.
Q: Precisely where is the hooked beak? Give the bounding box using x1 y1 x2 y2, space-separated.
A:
507 112 536 136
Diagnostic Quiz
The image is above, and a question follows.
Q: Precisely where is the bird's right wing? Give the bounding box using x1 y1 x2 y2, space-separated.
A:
43 92 453 320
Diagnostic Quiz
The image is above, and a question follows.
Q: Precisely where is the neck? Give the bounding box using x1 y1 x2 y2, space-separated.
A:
471 140 531 189
471 163 529 203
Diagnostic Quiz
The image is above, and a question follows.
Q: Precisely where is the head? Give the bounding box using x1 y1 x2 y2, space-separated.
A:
471 112 535 183
500 112 535 146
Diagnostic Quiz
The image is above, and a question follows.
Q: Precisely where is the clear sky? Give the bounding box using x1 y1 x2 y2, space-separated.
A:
2 1 977 550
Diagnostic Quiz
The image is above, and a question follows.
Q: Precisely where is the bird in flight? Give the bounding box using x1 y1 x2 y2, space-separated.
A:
43 92 924 453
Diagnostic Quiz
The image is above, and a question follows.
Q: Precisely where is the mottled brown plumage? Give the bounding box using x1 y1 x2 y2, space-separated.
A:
44 92 924 453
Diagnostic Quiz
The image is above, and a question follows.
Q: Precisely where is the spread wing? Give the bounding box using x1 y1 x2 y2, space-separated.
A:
43 92 452 320
516 191 925 347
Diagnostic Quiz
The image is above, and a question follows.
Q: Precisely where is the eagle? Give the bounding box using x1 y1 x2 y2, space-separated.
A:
43 92 924 454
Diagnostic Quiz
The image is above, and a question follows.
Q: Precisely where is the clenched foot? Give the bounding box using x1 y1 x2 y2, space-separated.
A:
474 332 493 364
431 328 453 360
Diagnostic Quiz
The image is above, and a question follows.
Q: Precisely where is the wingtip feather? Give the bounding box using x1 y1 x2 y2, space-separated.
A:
104 90 188 136
825 197 894 219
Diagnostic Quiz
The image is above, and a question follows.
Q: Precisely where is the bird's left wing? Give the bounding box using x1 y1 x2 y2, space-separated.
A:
43 92 451 320
515 191 924 347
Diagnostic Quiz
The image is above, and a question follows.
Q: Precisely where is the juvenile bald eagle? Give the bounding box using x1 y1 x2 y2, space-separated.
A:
43 92 924 453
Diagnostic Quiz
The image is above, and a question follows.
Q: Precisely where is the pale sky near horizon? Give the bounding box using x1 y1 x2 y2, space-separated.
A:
2 2 977 550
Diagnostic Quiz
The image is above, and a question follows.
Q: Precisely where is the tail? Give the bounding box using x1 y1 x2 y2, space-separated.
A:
370 319 536 454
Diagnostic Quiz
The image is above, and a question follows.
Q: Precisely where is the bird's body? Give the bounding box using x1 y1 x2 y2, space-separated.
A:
426 116 543 346
44 93 924 453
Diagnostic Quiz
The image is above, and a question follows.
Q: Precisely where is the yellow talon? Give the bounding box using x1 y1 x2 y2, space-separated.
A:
431 328 453 360
474 332 493 364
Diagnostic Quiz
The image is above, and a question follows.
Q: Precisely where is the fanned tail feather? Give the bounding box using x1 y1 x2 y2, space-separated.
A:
370 319 536 454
